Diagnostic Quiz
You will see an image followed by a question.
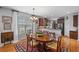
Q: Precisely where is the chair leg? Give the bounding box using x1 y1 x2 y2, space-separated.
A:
31 40 33 52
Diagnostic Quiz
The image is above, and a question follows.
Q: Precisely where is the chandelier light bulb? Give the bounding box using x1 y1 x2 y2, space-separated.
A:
30 8 38 21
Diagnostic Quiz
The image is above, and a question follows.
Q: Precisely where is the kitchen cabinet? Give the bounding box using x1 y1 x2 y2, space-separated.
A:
57 18 64 23
39 18 48 26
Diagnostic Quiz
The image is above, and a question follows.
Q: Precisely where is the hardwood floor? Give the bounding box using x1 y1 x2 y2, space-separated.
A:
61 36 79 52
0 44 16 52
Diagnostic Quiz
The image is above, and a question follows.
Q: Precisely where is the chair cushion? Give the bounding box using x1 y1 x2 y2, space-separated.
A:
29 40 39 47
47 42 57 49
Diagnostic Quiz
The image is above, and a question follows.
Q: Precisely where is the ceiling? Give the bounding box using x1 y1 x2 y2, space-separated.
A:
4 6 79 19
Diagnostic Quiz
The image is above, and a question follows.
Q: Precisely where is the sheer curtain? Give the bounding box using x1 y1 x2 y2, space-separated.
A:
17 12 27 39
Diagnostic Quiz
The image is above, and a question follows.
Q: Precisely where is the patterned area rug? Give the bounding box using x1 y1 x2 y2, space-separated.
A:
15 39 39 52
15 39 47 52
15 44 39 52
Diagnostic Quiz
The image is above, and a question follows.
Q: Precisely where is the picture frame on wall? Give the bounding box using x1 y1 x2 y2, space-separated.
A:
4 23 11 30
2 16 12 23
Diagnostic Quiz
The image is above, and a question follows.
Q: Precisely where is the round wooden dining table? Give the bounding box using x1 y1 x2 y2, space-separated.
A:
36 34 53 51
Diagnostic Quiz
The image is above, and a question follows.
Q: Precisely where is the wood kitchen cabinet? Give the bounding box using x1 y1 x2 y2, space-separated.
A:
70 31 78 40
57 18 64 35
39 18 48 26
73 15 78 27
57 18 64 23
39 18 43 26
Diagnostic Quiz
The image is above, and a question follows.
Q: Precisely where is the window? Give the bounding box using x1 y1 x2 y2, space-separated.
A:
17 13 27 39
18 25 26 39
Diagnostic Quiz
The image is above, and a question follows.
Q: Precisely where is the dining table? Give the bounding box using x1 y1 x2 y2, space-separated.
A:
36 34 53 51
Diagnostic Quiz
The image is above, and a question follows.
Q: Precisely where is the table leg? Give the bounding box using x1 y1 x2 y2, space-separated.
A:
42 43 47 52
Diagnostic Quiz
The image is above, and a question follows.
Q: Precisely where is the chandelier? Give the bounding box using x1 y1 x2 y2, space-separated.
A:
30 8 38 22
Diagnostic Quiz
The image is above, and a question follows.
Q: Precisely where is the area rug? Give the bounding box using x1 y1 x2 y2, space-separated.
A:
15 41 39 52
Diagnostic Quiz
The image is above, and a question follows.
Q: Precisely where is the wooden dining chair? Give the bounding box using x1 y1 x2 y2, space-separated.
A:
46 36 62 52
60 36 70 52
57 36 62 52
49 32 56 41
27 35 39 51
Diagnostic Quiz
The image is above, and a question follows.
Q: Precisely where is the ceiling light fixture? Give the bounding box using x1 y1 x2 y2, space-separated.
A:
30 8 38 22
66 11 70 14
